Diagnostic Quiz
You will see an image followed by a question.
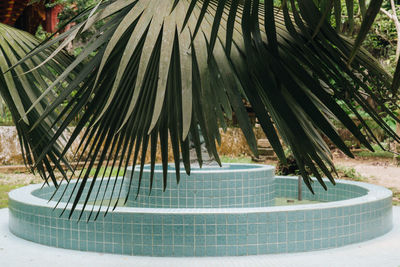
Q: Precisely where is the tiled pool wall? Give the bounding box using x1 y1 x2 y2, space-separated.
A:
125 164 276 208
9 169 393 257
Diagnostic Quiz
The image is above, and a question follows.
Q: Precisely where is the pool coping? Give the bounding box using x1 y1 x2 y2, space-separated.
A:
127 163 275 173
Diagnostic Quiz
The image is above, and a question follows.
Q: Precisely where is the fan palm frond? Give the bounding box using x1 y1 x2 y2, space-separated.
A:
0 22 77 184
15 0 399 218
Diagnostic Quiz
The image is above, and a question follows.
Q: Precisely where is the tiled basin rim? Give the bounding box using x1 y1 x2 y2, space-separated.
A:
8 165 393 257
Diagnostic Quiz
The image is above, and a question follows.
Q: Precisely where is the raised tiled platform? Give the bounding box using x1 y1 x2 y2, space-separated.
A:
125 164 276 208
2 207 400 267
8 165 393 257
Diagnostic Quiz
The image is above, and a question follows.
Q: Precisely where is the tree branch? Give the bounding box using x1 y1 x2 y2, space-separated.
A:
380 1 400 61
390 0 400 61
380 8 393 20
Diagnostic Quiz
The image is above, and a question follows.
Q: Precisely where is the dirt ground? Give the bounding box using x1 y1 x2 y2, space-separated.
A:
0 172 41 186
333 156 400 191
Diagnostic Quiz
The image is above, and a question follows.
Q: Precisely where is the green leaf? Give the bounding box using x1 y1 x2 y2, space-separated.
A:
348 0 384 65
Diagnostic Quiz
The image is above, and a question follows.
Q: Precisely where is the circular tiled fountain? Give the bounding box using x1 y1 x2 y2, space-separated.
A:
8 164 392 257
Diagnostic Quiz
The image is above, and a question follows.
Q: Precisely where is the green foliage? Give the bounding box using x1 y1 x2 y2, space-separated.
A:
0 184 24 208
355 143 395 158
34 25 50 42
355 150 394 158
364 9 399 73
0 100 13 126
336 166 365 181
81 166 124 178
333 0 399 74
220 156 253 164
390 187 400 206
276 155 302 176
50 0 103 55
337 99 398 144
50 0 101 24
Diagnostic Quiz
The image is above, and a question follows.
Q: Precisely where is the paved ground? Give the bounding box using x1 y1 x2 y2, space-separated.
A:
0 208 399 267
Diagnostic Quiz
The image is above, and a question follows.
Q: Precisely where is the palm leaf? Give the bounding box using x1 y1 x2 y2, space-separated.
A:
15 0 399 219
0 23 78 183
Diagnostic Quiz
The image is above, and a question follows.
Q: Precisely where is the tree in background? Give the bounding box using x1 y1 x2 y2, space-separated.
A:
378 0 400 162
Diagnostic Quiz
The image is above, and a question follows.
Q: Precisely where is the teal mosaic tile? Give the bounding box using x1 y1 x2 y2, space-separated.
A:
123 164 275 208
